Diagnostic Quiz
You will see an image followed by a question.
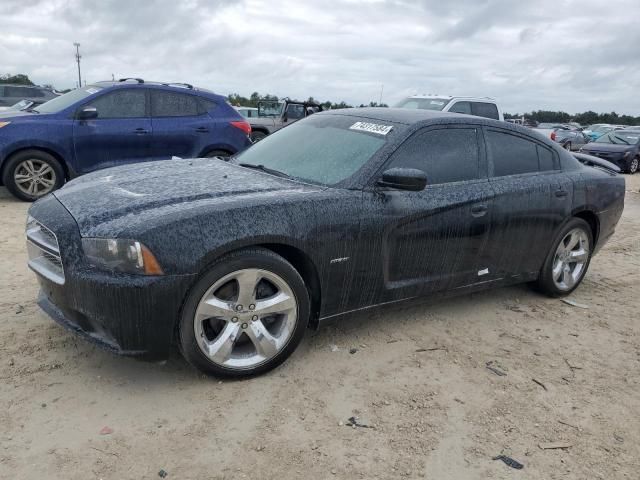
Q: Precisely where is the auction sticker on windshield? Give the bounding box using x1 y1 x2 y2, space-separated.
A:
349 122 393 136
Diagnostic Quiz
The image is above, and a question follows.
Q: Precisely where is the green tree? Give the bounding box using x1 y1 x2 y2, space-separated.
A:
0 73 35 85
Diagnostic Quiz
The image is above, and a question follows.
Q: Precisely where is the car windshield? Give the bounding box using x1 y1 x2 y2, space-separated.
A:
233 114 394 185
595 132 640 145
395 97 449 111
591 125 611 132
34 85 103 113
258 101 284 117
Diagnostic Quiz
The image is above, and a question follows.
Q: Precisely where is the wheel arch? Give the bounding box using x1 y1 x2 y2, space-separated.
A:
1 146 70 181
572 208 600 247
192 240 323 329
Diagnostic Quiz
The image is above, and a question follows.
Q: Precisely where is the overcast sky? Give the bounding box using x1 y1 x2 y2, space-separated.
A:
1 0 639 114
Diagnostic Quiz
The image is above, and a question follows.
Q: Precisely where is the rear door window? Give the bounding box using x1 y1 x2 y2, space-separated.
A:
387 127 482 185
448 101 472 115
486 130 555 176
472 102 500 120
87 89 147 119
151 91 199 117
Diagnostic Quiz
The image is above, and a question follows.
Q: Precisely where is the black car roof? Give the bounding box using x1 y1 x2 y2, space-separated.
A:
320 107 564 151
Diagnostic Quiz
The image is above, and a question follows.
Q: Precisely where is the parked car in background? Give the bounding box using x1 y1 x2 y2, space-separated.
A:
583 124 624 141
234 106 259 118
0 84 58 110
579 129 640 173
533 125 590 151
248 98 323 142
0 78 252 201
6 99 48 112
394 95 504 121
26 108 624 377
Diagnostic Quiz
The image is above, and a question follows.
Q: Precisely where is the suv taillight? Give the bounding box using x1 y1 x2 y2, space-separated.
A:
550 131 556 141
230 120 251 136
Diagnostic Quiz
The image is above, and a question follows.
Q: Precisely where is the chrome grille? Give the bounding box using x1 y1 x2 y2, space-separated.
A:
26 216 65 284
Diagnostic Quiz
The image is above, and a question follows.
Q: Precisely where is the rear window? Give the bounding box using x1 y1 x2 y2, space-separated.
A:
151 91 199 117
471 102 499 120
233 114 396 185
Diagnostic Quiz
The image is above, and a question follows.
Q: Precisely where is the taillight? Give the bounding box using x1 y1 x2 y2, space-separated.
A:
230 120 251 136
550 131 556 141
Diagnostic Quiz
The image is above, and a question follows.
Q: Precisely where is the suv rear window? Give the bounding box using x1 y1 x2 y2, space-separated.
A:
471 102 499 120
151 91 199 117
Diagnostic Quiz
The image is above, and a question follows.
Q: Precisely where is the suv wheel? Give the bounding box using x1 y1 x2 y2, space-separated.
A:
205 150 231 160
179 248 310 378
250 131 268 143
2 149 65 201
536 218 593 296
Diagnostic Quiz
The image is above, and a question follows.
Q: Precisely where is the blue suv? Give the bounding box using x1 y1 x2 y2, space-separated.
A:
0 78 252 201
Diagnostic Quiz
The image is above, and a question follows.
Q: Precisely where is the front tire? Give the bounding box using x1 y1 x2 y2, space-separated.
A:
179 248 310 378
2 149 65 201
628 156 639 174
536 218 593 297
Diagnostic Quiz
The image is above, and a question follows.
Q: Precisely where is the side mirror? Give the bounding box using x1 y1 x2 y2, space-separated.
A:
78 106 98 120
377 168 427 191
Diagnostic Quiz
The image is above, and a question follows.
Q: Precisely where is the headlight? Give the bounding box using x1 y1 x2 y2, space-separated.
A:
81 238 164 275
0 121 10 129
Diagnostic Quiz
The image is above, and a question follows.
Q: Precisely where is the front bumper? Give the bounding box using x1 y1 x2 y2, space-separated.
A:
581 151 628 169
29 195 197 360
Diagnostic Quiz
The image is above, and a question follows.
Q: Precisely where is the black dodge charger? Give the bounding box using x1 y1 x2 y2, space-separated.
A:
26 109 625 377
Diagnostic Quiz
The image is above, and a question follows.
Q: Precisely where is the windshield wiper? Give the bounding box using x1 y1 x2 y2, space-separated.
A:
238 162 291 179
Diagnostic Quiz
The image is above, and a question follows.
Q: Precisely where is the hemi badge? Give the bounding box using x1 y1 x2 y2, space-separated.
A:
330 257 350 264
478 268 489 276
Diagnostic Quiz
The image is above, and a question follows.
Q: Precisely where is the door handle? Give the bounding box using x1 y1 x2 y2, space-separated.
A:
195 127 210 133
133 128 149 134
555 189 569 198
471 204 488 217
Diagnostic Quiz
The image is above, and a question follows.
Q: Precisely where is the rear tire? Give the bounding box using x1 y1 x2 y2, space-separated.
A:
564 142 572 151
250 131 268 143
628 156 639 174
536 218 593 297
204 149 231 160
178 248 310 378
2 149 65 202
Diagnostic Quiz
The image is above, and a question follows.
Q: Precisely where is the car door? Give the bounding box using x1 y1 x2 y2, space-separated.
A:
360 124 494 304
150 89 214 159
482 128 570 279
72 88 151 173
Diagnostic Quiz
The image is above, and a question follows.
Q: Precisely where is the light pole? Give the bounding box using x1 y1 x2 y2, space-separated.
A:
74 42 82 88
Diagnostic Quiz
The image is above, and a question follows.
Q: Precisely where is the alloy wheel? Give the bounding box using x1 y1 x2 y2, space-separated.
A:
14 159 56 197
193 268 298 370
630 157 639 174
552 228 590 291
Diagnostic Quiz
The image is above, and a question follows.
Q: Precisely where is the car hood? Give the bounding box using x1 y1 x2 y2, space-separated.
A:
0 110 39 119
581 143 634 153
53 158 321 236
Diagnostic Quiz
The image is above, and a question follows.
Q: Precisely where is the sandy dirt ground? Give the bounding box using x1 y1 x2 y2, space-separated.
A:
1 175 639 480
